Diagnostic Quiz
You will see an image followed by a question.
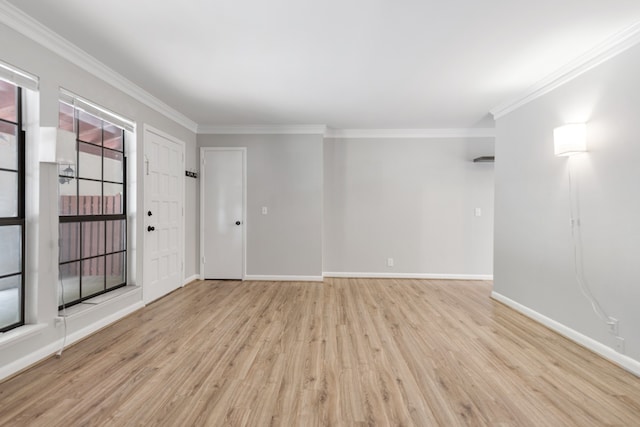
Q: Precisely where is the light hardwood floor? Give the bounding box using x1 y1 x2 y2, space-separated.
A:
1 278 639 426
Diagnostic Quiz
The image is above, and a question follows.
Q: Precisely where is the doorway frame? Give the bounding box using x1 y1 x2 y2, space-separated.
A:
199 147 247 280
142 124 186 304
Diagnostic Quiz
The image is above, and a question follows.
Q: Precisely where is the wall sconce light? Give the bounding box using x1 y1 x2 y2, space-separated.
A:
58 164 76 184
554 123 587 157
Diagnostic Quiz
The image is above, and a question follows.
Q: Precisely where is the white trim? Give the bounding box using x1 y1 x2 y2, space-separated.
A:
324 128 495 139
0 58 39 90
0 1 197 132
200 147 247 281
491 22 640 119
0 300 143 382
198 124 327 135
143 124 186 147
197 126 495 139
0 323 47 350
245 275 324 282
323 272 493 280
183 274 199 286
63 301 144 344
491 291 640 378
0 337 62 383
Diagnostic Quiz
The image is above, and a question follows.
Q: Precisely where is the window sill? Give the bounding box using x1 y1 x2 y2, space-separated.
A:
0 323 48 350
58 285 141 318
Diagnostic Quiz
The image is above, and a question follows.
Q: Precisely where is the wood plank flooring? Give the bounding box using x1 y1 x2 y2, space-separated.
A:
1 278 639 426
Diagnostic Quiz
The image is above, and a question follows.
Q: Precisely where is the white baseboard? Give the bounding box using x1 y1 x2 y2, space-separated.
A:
323 272 493 280
491 291 640 377
244 275 324 282
183 274 200 286
64 301 145 348
0 301 144 382
0 337 63 383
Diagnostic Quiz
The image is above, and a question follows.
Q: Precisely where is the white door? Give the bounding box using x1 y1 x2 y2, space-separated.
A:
144 126 184 303
200 148 245 279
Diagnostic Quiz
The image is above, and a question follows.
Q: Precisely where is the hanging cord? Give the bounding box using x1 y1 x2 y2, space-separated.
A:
567 156 615 326
57 277 68 357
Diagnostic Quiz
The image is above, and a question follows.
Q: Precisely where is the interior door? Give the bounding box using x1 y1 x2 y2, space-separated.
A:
144 126 184 303
201 148 245 279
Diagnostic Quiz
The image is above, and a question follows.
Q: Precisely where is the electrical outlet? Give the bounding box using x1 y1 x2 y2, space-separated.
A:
261 207 268 215
608 318 619 335
387 258 394 267
614 336 625 354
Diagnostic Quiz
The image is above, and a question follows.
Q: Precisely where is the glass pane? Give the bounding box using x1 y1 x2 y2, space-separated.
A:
77 110 102 145
57 118 77 174
58 162 76 186
59 222 80 263
59 178 78 216
0 80 17 123
104 123 123 152
59 262 80 306
106 220 126 253
82 256 105 298
103 149 123 183
78 180 102 215
104 183 124 215
0 170 18 217
78 142 102 180
0 275 21 329
0 226 21 276
58 101 74 132
82 221 105 258
0 121 18 171
106 253 125 289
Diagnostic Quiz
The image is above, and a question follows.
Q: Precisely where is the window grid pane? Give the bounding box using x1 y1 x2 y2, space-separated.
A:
0 82 23 333
0 80 17 123
0 275 21 330
58 105 127 309
0 121 18 171
0 170 18 218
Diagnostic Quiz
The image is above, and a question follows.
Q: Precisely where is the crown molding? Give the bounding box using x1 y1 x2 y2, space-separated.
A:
197 125 495 138
0 1 198 133
324 128 495 139
198 124 328 135
491 22 640 119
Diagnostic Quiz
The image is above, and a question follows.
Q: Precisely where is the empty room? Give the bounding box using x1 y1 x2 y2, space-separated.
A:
1 0 640 425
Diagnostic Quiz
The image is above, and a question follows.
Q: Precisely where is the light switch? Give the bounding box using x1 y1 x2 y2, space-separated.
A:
262 206 268 215
474 208 482 217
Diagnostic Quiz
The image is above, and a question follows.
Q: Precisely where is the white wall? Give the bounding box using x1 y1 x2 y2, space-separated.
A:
324 138 494 277
0 22 196 380
197 134 324 278
494 43 640 367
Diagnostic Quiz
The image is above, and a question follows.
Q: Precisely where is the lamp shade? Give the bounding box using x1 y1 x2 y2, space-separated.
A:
554 123 587 156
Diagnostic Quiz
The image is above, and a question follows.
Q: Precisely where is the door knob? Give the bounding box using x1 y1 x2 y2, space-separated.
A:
235 221 241 226
147 226 155 232
148 211 153 216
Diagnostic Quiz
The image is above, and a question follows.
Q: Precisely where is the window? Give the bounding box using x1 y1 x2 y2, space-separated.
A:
0 79 25 332
58 102 127 308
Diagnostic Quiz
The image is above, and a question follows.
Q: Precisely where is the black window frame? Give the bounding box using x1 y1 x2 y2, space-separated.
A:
58 106 128 309
0 84 25 333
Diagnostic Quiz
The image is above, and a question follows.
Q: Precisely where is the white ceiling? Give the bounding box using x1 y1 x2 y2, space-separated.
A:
7 0 640 129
